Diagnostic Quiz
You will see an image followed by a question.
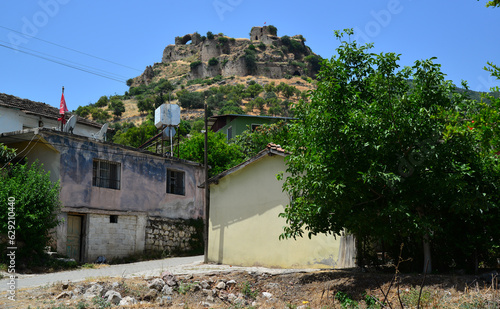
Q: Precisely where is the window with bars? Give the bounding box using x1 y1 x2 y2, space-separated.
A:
92 159 121 190
167 169 185 195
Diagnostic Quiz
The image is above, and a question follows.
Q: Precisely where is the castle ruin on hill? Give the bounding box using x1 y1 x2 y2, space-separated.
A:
134 26 321 86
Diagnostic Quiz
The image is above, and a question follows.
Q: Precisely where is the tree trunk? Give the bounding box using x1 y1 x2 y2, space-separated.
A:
423 234 432 274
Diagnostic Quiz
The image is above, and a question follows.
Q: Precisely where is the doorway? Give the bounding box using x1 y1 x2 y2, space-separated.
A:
66 215 83 261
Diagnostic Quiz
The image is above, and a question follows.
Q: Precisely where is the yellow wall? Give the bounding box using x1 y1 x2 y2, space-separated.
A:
208 154 346 269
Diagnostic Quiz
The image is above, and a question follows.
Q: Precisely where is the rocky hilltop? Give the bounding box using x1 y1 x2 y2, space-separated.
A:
131 26 321 87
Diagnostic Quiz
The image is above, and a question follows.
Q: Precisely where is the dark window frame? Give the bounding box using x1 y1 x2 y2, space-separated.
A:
167 169 185 195
92 159 121 190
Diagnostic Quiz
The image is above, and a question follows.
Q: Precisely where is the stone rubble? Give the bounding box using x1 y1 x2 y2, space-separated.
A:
50 270 282 307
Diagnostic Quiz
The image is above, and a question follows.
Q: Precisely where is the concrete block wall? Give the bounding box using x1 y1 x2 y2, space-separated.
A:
86 213 146 261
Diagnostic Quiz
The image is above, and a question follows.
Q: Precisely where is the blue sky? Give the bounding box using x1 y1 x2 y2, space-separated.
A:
0 0 498 112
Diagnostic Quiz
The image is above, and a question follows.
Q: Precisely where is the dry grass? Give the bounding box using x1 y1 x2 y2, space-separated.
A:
1 269 498 308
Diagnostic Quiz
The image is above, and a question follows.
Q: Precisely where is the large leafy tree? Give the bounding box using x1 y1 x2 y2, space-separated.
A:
280 29 500 273
1 145 62 262
179 131 244 177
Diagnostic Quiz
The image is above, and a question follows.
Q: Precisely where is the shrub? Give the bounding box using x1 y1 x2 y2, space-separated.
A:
304 54 323 73
206 31 214 40
190 61 202 69
208 57 219 66
126 78 133 86
109 98 125 118
244 49 257 74
267 25 278 36
218 36 229 45
258 42 266 50
248 44 256 51
0 158 62 261
95 95 109 108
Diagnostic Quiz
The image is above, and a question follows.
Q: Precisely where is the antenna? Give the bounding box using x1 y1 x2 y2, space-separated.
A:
92 123 108 141
63 115 77 134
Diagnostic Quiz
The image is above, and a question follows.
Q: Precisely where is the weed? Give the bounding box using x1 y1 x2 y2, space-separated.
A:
91 295 111 309
81 263 96 269
335 291 358 308
240 281 259 300
76 301 88 309
177 281 194 295
401 287 432 308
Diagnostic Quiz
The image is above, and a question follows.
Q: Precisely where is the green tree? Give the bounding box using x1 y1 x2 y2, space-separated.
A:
0 143 16 166
179 131 244 177
177 91 205 109
280 29 500 273
233 122 290 160
137 97 154 114
91 108 110 123
74 105 93 118
109 98 125 118
247 83 264 98
0 159 61 261
95 95 109 108
267 25 278 36
113 121 157 148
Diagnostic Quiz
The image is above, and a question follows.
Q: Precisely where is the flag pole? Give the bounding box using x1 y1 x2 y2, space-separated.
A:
60 86 64 132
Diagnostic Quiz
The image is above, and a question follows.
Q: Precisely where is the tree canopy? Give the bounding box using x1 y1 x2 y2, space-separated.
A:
280 29 500 272
1 146 62 262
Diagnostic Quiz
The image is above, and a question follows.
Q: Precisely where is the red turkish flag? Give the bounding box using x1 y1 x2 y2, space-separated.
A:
58 92 68 124
59 92 68 115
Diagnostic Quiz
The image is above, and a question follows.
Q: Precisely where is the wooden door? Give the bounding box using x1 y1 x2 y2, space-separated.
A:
66 215 82 261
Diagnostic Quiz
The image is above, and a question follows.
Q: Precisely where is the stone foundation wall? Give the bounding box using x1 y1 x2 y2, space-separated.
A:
145 217 203 255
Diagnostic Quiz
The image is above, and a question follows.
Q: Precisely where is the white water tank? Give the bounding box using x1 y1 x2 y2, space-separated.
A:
155 104 180 128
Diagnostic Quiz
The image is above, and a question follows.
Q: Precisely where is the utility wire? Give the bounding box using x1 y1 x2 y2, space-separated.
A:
0 43 126 83
0 39 130 81
0 25 142 72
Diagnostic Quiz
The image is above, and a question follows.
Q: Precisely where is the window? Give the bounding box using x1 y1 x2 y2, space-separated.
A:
93 159 121 190
110 215 118 223
251 124 261 132
227 126 233 141
167 169 185 195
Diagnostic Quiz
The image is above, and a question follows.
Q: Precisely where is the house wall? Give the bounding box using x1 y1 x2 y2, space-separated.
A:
86 213 146 262
218 117 278 140
0 106 101 137
41 132 205 219
35 131 204 261
0 108 23 133
7 139 60 183
208 154 350 269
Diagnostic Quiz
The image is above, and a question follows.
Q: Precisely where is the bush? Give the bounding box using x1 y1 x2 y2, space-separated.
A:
177 91 205 109
126 78 133 87
208 57 219 66
95 95 109 108
206 31 214 40
244 49 257 74
304 54 323 73
267 25 278 36
190 61 202 69
248 44 256 51
218 36 229 45
0 158 62 261
258 42 266 50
